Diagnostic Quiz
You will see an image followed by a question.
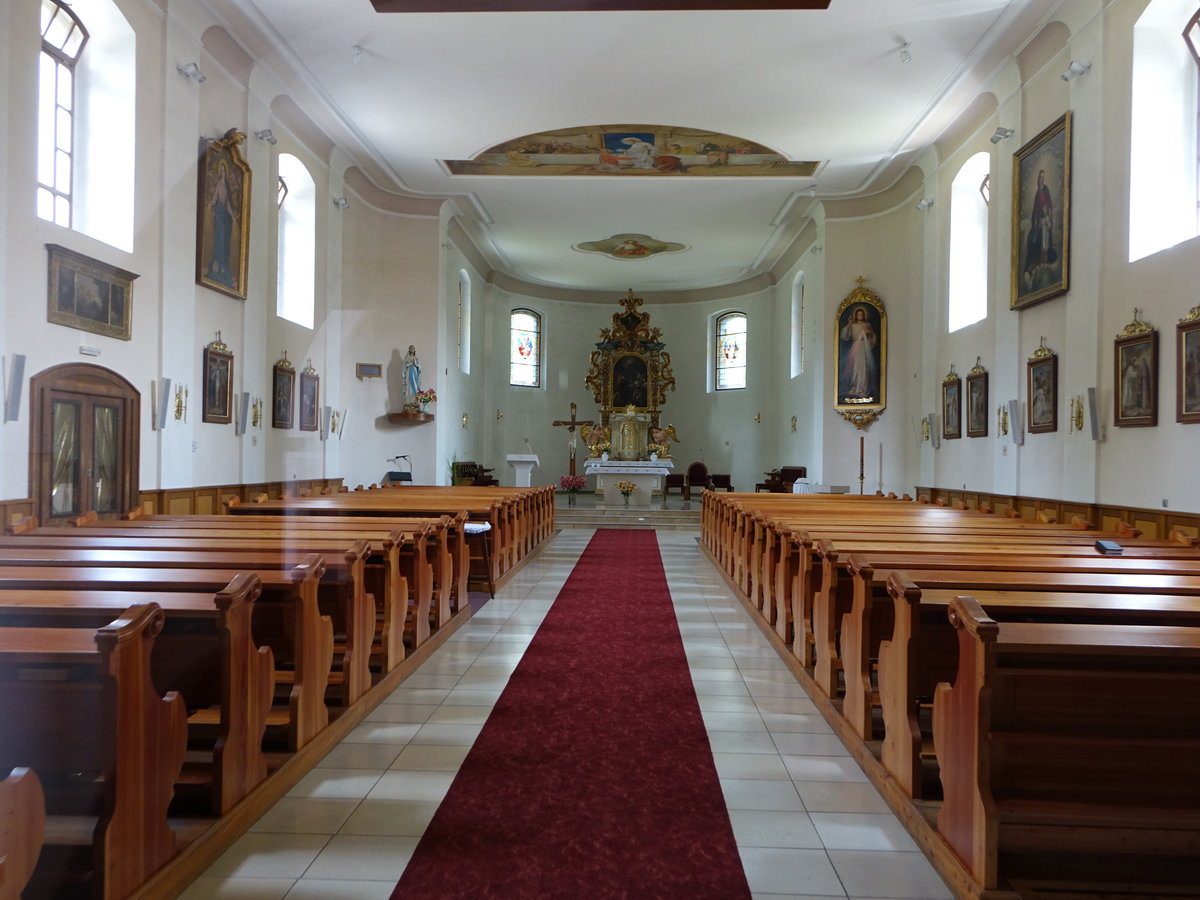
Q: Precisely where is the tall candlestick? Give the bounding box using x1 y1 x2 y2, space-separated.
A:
858 436 865 494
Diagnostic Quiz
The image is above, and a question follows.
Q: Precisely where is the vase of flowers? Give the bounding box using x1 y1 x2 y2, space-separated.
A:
560 473 586 506
616 480 637 507
414 388 437 413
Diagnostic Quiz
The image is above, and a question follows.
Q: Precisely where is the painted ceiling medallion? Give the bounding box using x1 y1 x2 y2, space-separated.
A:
574 234 688 260
444 125 820 177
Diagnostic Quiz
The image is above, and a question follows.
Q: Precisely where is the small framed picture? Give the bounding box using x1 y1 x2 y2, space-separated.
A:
202 339 234 425
1114 315 1158 428
1027 343 1058 434
272 360 295 429
355 362 382 379
966 365 988 438
47 243 137 341
941 368 961 440
299 368 319 432
1178 309 1200 424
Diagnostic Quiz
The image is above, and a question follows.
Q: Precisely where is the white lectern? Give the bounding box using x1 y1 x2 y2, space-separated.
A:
506 453 540 487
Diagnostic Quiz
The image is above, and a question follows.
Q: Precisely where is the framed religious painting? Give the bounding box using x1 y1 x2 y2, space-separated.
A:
833 277 887 430
1178 306 1200 424
1114 311 1158 428
299 365 320 432
272 356 295 429
941 367 962 440
1026 340 1058 434
46 244 137 341
196 128 252 299
1011 111 1071 311
202 336 234 425
966 359 988 438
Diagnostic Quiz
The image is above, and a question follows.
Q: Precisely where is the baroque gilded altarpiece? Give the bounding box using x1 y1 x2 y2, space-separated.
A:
585 289 677 432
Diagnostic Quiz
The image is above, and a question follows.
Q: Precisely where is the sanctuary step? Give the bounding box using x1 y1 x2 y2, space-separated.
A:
555 504 701 531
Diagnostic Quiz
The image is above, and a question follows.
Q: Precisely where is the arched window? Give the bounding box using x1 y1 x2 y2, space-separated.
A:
458 270 472 375
948 152 990 332
38 0 136 250
790 272 805 378
510 308 542 387
1129 0 1198 261
37 0 88 227
715 312 747 390
276 154 316 329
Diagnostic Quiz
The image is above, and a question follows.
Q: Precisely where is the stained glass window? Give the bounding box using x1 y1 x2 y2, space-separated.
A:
715 312 747 390
37 0 88 227
510 308 541 387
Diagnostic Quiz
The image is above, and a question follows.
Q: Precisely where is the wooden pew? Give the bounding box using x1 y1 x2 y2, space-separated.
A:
0 576 272 816
933 595 1200 895
20 516 442 662
96 513 458 639
0 558 330 751
0 768 44 900
0 604 187 900
0 542 370 708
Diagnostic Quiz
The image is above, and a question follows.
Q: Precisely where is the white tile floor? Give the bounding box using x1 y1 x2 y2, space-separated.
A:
180 529 954 900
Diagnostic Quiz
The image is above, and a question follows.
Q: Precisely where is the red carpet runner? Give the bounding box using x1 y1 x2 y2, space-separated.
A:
392 529 751 898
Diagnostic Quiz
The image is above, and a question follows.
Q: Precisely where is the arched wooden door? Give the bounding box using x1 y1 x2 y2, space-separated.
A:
29 363 140 523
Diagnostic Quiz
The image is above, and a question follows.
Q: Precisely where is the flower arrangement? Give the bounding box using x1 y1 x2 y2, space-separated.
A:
414 388 437 406
647 442 669 457
588 440 611 457
560 474 586 492
615 480 638 497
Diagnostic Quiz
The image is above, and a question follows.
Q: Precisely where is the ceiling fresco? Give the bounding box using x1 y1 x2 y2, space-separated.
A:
444 125 821 177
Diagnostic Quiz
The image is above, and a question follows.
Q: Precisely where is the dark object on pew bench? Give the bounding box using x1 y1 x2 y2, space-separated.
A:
1094 539 1124 554
756 466 807 493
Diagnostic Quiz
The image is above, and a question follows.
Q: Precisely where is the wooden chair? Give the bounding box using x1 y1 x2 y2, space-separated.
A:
709 473 734 492
684 462 711 500
663 473 686 499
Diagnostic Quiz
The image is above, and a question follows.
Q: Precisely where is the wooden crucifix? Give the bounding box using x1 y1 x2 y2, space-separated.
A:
552 402 595 476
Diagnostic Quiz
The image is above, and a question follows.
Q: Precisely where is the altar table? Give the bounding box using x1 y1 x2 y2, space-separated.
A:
584 459 673 507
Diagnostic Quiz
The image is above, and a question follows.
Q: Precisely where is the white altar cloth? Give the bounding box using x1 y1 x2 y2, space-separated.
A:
584 459 673 507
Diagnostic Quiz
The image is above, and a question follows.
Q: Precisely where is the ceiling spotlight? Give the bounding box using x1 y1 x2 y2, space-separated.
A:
1061 60 1091 81
176 62 206 84
898 41 912 64
254 129 277 145
351 44 364 65
332 197 350 209
916 198 934 210
990 126 1015 144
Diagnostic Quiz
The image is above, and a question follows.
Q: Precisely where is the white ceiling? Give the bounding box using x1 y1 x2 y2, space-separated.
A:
234 0 1060 292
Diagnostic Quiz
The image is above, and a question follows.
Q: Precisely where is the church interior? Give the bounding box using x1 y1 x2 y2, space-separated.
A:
2 0 1200 897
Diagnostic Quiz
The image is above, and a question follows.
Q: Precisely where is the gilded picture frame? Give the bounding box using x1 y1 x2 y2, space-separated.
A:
1114 316 1158 428
941 368 962 440
1011 112 1071 311
833 278 887 430
196 128 252 299
202 339 234 425
299 369 320 433
46 244 137 341
966 367 989 438
1177 307 1200 424
272 359 295 429
1026 343 1058 434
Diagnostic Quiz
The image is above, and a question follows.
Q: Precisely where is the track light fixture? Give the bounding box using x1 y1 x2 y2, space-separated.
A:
177 62 206 84
916 198 934 210
351 44 364 65
1061 60 1091 81
332 197 350 209
898 41 912 64
990 127 1015 144
254 129 277 145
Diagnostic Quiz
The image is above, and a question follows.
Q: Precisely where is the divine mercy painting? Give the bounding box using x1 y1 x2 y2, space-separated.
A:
833 279 888 429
